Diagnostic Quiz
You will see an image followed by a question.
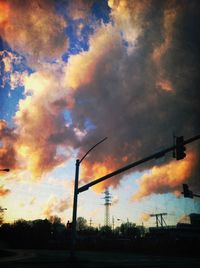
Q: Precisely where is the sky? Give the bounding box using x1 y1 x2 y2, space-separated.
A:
0 0 200 228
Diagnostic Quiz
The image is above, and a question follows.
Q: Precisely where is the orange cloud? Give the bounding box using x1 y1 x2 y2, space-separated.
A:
5 23 120 178
0 185 10 197
156 79 174 92
152 4 179 93
108 0 150 52
43 195 72 219
67 0 93 20
13 66 77 178
64 24 120 90
140 212 151 222
0 1 9 24
132 152 196 201
81 157 119 192
152 6 178 63
0 0 67 63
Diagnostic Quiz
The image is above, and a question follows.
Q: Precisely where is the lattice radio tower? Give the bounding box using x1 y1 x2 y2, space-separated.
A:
104 189 112 226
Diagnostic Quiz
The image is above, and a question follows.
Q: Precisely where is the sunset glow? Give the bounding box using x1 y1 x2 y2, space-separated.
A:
0 0 200 227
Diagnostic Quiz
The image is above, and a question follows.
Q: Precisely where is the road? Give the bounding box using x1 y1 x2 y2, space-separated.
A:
1 249 200 268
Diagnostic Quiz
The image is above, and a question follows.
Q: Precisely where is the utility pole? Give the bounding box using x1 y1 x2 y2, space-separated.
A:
150 213 167 228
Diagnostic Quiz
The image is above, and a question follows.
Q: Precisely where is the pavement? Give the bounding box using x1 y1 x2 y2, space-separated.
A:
0 249 200 268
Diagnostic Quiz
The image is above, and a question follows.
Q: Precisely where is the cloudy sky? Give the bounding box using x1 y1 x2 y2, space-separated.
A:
0 0 200 227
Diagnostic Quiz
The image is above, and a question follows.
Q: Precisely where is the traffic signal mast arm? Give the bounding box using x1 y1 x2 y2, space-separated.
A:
182 184 200 198
78 134 200 194
193 193 200 198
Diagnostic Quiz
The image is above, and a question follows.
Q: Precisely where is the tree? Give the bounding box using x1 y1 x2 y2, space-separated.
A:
77 217 87 231
49 215 61 224
99 225 113 238
0 206 5 225
120 222 140 238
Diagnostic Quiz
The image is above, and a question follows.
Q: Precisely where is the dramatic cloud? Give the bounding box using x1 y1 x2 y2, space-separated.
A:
132 152 196 201
64 23 120 90
4 24 120 178
71 0 200 197
43 195 72 219
0 120 18 170
108 0 150 52
14 65 77 178
81 157 120 192
0 0 67 63
1 0 200 201
67 0 94 20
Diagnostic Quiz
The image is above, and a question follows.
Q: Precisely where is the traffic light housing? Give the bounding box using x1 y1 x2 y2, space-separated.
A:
182 184 193 198
176 136 186 160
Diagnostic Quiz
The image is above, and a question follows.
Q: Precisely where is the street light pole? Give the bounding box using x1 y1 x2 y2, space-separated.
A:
70 159 80 259
70 137 107 259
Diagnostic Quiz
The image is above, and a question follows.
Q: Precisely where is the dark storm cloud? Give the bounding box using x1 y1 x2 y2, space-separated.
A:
70 0 200 192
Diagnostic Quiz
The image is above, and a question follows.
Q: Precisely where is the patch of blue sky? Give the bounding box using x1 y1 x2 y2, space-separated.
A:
0 85 24 126
121 37 129 49
84 117 96 131
0 47 33 125
62 19 93 62
0 36 9 51
108 169 198 226
91 0 111 24
51 148 78 178
63 109 73 125
61 0 111 62
1 39 33 73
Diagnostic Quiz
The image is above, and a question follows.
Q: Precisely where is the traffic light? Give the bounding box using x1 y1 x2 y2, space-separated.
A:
182 184 193 198
176 136 186 160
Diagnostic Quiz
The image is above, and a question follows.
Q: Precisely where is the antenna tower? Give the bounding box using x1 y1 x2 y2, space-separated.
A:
104 189 112 226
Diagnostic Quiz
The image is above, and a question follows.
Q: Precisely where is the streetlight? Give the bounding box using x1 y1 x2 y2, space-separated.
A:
70 137 107 259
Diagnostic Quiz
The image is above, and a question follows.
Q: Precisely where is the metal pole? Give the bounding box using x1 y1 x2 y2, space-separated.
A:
69 138 107 259
78 134 200 193
70 159 80 259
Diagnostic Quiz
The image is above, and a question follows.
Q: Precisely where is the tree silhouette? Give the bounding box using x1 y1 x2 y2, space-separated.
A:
0 206 5 225
77 217 87 231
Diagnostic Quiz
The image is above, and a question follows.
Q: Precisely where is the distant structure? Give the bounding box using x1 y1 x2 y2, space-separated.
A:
112 216 115 230
150 213 167 228
104 189 112 226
